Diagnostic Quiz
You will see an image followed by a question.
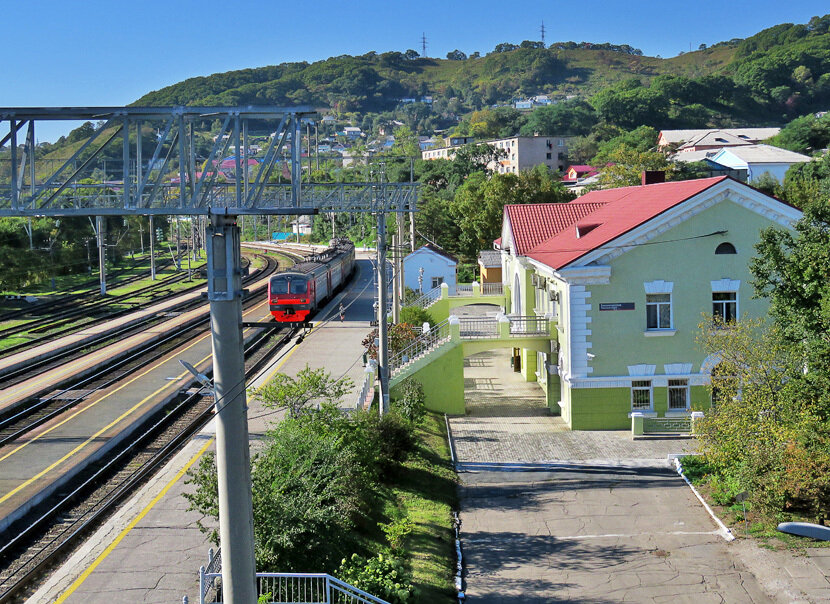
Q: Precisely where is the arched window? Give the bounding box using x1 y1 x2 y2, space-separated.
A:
715 242 737 255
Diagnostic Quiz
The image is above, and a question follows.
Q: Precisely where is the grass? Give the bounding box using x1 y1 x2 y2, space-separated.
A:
679 455 830 551
352 413 458 602
391 414 458 602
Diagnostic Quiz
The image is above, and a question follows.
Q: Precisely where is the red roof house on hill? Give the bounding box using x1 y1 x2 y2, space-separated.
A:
562 165 599 183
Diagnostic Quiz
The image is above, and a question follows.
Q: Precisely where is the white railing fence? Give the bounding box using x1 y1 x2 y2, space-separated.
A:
481 282 504 295
458 317 500 339
390 319 451 374
197 549 389 604
507 314 549 335
409 285 442 309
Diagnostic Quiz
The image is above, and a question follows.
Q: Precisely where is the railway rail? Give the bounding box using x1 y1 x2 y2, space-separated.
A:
0 254 185 324
0 254 279 421
0 322 298 603
0 256 248 351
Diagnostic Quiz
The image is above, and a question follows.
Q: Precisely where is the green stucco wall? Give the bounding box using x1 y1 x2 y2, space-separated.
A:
570 387 632 430
390 344 466 415
586 199 774 378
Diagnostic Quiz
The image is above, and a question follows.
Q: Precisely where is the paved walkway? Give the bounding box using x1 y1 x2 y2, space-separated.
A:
451 348 824 603
451 350 697 468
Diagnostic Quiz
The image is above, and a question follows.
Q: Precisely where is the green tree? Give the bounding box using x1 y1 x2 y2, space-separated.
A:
249 365 353 418
695 317 830 516
519 100 598 136
450 165 574 257
751 196 830 411
597 145 672 188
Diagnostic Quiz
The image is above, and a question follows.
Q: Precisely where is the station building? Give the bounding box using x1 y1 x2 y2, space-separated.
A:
498 175 801 429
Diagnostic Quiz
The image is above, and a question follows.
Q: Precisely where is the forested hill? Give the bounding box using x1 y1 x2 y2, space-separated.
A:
133 14 830 132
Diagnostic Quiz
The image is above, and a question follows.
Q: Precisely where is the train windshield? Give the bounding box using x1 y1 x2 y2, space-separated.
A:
270 277 288 294
290 279 308 294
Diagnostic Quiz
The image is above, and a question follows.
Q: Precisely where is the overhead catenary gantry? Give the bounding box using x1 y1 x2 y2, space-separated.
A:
1 106 416 604
0 106 417 216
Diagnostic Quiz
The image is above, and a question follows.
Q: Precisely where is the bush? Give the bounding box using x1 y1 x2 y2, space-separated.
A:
678 455 713 483
400 306 433 327
337 553 413 604
392 378 427 424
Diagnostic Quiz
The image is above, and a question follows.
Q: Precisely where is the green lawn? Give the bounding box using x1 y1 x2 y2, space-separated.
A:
390 414 458 602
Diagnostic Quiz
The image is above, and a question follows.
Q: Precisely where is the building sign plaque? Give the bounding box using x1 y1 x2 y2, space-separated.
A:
599 302 635 311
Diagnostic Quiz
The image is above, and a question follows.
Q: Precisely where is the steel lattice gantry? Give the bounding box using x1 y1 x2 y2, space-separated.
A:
0 106 417 217
1 106 416 604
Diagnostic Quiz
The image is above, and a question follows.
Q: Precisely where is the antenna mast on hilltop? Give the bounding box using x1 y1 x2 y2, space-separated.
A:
540 20 546 45
421 32 427 57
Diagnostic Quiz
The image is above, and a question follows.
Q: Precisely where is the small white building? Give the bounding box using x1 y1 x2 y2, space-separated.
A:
710 144 811 183
403 244 458 295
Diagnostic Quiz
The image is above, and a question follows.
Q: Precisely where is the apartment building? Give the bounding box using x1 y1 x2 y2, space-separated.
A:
422 135 570 174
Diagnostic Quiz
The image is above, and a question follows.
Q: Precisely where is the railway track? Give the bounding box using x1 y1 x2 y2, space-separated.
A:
0 254 280 420
0 322 298 603
0 254 185 324
0 255 242 350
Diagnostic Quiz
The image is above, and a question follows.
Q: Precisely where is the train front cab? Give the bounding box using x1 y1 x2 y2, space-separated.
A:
269 273 314 322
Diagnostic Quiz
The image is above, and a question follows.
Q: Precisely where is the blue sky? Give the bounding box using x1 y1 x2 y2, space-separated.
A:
5 0 829 141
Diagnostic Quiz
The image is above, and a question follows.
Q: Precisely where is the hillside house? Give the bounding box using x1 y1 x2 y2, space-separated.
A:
403 245 458 295
499 176 800 429
709 144 811 183
657 128 780 151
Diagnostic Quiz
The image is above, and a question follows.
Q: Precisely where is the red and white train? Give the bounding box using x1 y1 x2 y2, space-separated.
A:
269 239 355 323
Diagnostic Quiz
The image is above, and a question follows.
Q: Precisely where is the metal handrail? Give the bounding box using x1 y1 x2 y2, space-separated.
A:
409 285 441 309
458 317 499 339
507 314 550 335
390 319 450 374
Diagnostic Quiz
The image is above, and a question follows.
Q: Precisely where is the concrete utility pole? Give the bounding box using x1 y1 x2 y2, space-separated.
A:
149 215 156 280
392 232 400 324
96 216 106 296
397 212 406 309
207 213 257 603
377 207 390 414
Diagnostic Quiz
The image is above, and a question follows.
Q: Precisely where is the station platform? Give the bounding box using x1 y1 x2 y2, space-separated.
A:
0 295 276 536
28 258 378 604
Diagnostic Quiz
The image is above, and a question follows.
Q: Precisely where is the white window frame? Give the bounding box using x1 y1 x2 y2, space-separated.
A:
646 293 672 330
631 380 653 411
431 276 444 289
644 280 674 333
712 291 738 322
667 379 690 411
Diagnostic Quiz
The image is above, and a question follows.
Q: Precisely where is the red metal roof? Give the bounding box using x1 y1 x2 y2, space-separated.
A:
505 201 607 255
506 176 730 269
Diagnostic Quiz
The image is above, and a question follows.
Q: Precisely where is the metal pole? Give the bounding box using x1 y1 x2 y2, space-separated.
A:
149 215 156 280
396 212 405 311
291 114 302 203
392 231 400 324
307 122 312 176
207 213 257 604
96 215 106 296
10 120 18 210
176 215 181 269
377 208 390 414
409 158 416 252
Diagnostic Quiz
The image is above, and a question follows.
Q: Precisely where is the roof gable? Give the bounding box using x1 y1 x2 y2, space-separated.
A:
405 244 458 264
